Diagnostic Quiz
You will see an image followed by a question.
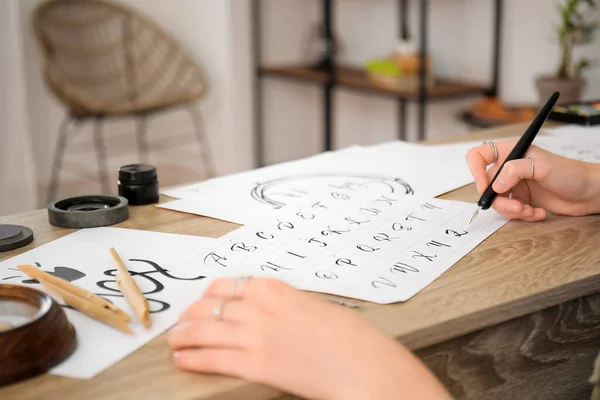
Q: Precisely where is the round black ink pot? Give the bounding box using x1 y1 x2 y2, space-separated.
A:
118 164 159 206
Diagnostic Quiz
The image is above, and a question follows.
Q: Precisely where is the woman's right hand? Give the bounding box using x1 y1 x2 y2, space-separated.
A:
466 139 600 221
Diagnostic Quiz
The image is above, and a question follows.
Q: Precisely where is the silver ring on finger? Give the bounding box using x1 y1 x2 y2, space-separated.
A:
231 275 252 298
527 156 535 180
483 141 498 164
213 299 229 321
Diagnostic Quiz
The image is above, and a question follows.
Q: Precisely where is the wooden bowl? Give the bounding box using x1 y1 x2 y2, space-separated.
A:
0 284 77 386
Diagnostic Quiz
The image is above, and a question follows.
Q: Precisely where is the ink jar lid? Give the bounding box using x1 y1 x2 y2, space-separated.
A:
118 164 159 206
118 164 157 185
0 225 34 253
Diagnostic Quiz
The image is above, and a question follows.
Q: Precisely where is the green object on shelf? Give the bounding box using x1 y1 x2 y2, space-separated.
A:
365 59 402 77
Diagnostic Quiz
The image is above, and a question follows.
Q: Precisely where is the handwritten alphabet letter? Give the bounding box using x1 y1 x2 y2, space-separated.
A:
178 196 508 303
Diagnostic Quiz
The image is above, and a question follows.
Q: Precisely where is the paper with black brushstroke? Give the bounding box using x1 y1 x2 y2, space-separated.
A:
0 227 217 379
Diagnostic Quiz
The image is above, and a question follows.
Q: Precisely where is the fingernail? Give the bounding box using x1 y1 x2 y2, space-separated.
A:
508 204 519 212
476 182 482 193
172 351 181 359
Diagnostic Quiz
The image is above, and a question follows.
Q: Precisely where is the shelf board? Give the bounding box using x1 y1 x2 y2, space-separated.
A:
260 64 491 100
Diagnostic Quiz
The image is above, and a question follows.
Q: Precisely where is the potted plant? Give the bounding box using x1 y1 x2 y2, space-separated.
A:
535 0 598 104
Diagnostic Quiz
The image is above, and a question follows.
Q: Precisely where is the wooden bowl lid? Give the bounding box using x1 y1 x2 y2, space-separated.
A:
0 284 77 387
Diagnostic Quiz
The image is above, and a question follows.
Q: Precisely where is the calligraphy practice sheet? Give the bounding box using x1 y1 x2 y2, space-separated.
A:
534 134 600 162
177 196 508 303
367 137 515 159
162 146 368 200
370 135 600 166
543 124 600 145
0 228 217 379
159 142 478 225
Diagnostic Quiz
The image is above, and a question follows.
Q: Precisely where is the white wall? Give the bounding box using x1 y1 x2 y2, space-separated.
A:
0 0 37 215
119 0 254 174
258 0 600 164
13 0 254 207
4 0 600 213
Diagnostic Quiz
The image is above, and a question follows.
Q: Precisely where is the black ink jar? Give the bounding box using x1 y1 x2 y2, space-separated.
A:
118 164 159 206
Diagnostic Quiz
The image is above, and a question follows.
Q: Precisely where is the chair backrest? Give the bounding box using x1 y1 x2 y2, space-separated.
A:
32 0 209 116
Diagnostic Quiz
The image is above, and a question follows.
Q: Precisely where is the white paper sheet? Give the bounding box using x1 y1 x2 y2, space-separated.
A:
175 196 508 303
543 124 600 144
374 133 600 163
534 135 600 162
0 228 217 379
159 141 478 225
373 134 600 164
161 145 370 200
367 138 511 158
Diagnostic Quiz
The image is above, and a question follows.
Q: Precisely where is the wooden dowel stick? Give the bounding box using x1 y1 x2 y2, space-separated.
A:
39 278 133 335
18 264 131 323
109 248 151 329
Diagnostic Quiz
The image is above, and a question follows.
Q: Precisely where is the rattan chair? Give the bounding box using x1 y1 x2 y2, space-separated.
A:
32 0 215 202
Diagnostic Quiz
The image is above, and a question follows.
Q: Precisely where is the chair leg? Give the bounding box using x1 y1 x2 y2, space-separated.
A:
93 117 111 194
47 115 73 203
188 105 216 178
135 114 149 164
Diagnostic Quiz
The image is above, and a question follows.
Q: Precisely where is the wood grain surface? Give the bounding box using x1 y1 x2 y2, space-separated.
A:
1 122 599 399
0 286 76 386
418 292 600 400
272 292 600 400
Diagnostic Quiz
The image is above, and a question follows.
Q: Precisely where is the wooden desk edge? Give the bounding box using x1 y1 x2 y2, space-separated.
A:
399 272 600 350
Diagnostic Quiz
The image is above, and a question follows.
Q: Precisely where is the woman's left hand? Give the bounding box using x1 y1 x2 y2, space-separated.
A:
167 277 451 400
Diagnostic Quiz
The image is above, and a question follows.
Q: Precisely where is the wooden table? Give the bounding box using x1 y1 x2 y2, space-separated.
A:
1 123 599 399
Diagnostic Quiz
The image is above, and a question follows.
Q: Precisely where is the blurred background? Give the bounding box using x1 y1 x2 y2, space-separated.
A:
2 0 599 216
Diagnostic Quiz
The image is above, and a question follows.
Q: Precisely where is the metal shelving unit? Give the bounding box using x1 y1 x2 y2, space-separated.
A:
252 0 504 166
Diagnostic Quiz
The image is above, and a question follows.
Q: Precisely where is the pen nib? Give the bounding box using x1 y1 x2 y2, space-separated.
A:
464 207 480 232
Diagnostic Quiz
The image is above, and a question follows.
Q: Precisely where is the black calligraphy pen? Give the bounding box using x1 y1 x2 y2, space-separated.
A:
464 91 560 231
